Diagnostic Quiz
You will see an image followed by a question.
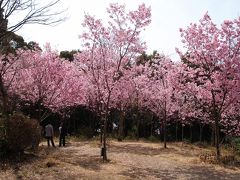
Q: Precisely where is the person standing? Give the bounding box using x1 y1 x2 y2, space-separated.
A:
59 122 67 147
45 123 55 147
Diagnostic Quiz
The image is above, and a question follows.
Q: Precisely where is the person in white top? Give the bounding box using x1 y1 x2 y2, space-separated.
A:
45 123 55 147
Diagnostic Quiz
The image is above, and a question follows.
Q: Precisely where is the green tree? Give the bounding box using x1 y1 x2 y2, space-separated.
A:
60 50 80 62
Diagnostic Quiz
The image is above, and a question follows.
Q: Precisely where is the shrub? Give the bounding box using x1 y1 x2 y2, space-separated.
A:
117 136 123 141
199 152 217 164
6 113 41 153
76 126 94 139
148 135 159 142
200 152 236 165
225 136 240 154
124 135 135 141
232 137 240 153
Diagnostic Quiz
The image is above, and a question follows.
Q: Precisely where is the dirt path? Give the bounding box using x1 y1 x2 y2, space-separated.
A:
1 140 240 179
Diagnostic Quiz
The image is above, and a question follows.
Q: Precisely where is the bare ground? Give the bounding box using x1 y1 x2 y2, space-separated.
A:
1 139 240 180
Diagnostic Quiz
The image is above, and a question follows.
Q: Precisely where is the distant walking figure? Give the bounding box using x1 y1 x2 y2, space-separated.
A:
45 123 55 147
59 122 67 147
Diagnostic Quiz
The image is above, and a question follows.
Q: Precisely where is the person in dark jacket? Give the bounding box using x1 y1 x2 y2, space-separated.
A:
59 122 67 147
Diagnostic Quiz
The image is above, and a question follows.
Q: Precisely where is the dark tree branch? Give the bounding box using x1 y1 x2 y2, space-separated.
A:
0 0 66 39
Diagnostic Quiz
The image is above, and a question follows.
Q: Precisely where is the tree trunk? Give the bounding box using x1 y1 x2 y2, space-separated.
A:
199 124 203 142
100 131 103 144
215 118 220 161
163 121 167 148
0 76 10 115
74 116 77 134
211 124 215 146
136 113 140 141
136 120 140 141
163 111 167 148
37 101 42 122
88 111 90 129
100 120 103 144
102 116 107 161
151 115 154 137
175 123 178 141
190 124 193 143
211 91 221 161
118 111 125 141
182 123 184 144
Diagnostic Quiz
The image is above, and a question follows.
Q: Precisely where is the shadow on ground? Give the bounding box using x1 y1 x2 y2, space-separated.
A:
109 142 197 158
63 154 103 171
120 165 240 180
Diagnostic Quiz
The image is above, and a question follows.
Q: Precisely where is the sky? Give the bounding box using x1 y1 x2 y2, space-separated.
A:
16 0 240 61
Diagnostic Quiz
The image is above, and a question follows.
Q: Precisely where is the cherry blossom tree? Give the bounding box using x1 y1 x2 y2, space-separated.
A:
0 49 29 115
145 56 180 148
122 64 151 140
110 71 136 141
177 13 240 160
6 46 86 122
75 3 151 161
172 63 208 142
